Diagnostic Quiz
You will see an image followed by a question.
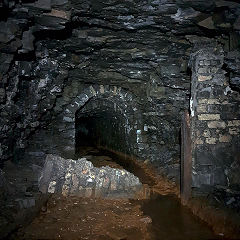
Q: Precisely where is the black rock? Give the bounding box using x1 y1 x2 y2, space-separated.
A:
19 28 35 53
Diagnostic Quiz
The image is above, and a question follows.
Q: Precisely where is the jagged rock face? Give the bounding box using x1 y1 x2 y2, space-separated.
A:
0 0 240 184
39 154 142 198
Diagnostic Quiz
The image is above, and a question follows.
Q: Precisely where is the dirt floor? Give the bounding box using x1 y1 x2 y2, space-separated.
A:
8 147 221 240
13 195 152 240
11 193 222 240
3 147 240 240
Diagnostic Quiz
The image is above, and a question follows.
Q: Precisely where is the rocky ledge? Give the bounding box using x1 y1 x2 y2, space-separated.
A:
39 154 142 198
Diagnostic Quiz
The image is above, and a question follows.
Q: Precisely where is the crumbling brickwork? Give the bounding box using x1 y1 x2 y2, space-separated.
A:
190 42 240 192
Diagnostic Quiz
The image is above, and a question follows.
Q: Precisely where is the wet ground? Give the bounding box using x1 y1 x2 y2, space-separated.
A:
9 146 222 240
12 193 221 240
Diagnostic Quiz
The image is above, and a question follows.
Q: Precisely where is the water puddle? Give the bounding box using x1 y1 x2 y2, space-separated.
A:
11 146 222 239
75 146 221 240
137 193 221 240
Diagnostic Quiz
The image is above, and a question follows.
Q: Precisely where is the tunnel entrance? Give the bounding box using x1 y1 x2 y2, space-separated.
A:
74 97 158 186
75 98 131 155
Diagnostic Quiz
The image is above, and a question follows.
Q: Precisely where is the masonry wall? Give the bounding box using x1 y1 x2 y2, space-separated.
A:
1 0 240 186
190 43 240 192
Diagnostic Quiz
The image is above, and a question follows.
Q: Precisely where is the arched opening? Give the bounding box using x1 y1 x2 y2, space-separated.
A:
74 96 157 186
75 97 132 157
75 98 129 151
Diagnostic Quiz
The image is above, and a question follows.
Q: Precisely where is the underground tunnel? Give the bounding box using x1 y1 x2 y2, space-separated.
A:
75 98 131 154
1 0 240 239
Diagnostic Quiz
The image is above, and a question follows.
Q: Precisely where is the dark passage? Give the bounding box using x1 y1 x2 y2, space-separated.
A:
75 98 133 155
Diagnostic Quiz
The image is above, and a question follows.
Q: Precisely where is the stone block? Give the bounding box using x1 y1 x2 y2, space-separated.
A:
212 88 224 97
195 138 203 145
15 198 36 209
204 60 211 66
48 181 57 193
24 0 51 11
207 104 221 113
76 93 89 103
198 75 212 82
197 90 210 98
0 21 19 44
199 173 213 185
206 137 217 144
35 12 69 31
195 146 215 166
197 16 215 30
192 173 213 188
198 67 210 74
229 127 240 135
63 116 74 122
198 114 220 121
221 108 240 120
44 9 70 20
19 28 35 54
228 120 240 127
198 99 208 104
52 0 68 6
219 134 232 143
211 60 220 66
207 99 220 104
207 121 226 129
210 67 218 73
197 105 206 113
0 53 13 75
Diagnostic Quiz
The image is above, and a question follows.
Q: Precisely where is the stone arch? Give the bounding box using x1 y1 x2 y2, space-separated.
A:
60 84 141 157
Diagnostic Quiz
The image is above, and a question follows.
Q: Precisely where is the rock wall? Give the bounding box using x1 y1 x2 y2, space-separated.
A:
0 0 240 184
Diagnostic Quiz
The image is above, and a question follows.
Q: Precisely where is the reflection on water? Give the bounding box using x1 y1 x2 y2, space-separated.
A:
75 146 221 240
139 193 221 240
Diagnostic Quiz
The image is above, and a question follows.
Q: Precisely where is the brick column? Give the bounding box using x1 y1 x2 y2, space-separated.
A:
190 46 240 192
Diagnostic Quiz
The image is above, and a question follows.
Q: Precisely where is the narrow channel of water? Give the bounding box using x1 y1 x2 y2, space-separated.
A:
76 146 222 240
137 193 221 240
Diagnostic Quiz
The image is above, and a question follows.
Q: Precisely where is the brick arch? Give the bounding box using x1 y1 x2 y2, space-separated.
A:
63 84 138 121
61 84 140 157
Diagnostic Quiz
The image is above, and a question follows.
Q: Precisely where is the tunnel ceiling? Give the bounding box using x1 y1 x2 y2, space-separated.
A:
0 0 240 182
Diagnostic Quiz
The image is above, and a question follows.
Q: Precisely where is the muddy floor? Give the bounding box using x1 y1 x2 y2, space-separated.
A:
14 195 150 240
11 193 221 240
8 147 222 240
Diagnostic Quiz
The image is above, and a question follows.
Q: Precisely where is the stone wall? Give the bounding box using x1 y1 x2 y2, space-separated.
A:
190 41 240 192
39 154 142 198
0 0 240 184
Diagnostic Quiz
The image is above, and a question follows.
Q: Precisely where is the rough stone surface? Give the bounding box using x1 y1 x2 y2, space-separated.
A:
190 41 240 192
0 0 239 190
39 154 142 198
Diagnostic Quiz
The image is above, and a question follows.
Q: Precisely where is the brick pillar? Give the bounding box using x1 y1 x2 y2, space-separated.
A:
190 45 240 193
